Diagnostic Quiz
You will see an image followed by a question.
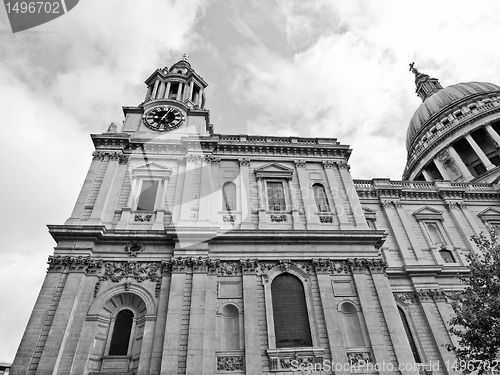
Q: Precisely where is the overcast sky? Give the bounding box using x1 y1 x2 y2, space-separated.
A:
2 0 500 363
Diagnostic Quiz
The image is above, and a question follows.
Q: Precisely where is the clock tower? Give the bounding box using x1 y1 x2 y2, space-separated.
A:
123 54 212 137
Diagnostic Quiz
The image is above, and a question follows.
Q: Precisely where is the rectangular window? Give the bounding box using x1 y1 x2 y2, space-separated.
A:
267 182 286 211
136 180 159 211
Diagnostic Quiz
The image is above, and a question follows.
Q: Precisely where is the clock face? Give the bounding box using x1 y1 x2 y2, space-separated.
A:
143 106 185 131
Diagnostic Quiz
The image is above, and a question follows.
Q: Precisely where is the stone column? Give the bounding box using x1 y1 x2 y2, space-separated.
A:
172 157 187 225
149 273 172 374
465 134 495 170
202 267 217 375
351 269 395 375
314 262 349 375
160 267 187 375
137 316 156 375
295 160 317 228
485 124 500 147
197 156 213 224
447 145 474 180
323 160 350 228
241 260 261 375
209 157 221 224
370 269 419 375
176 82 183 101
257 177 267 229
393 202 425 261
102 155 129 224
185 263 208 374
178 154 198 225
421 168 433 181
336 161 367 227
88 152 121 225
239 158 253 229
433 157 452 180
380 200 417 265
36 272 87 375
165 82 171 99
66 153 103 224
10 272 65 375
189 81 194 102
287 176 302 229
152 79 160 99
54 275 97 375
117 175 138 228
416 291 461 375
158 81 166 100
153 175 170 230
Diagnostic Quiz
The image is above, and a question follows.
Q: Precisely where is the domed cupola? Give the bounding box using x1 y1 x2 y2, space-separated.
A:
403 63 500 183
143 53 207 109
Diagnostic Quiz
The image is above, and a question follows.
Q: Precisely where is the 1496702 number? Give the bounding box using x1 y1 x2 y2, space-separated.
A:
5 2 60 14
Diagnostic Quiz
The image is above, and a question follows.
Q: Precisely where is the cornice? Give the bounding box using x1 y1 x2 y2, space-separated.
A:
48 225 386 248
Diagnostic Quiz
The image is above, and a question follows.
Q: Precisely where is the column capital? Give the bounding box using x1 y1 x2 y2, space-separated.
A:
294 159 307 168
239 157 251 167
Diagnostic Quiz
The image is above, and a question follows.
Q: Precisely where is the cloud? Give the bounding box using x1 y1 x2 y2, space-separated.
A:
0 0 206 362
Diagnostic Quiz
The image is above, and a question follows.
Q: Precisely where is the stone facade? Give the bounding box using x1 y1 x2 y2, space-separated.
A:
10 59 500 375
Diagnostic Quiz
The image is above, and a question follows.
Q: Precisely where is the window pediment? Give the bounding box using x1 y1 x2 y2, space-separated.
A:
254 163 293 179
412 206 443 220
478 207 500 221
362 207 377 220
133 162 172 178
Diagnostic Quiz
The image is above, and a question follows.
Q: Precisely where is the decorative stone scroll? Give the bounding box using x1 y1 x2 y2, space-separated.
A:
393 292 417 304
216 356 244 371
240 259 259 274
319 216 333 223
415 288 447 302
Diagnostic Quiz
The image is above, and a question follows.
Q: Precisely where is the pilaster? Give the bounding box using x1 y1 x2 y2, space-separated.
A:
241 260 261 375
172 157 187 224
295 160 317 229
323 160 351 229
336 161 367 228
239 158 254 229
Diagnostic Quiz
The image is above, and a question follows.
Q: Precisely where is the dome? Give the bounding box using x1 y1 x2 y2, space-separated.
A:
406 81 500 152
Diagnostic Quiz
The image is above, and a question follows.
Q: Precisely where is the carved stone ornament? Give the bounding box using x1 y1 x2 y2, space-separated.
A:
312 258 350 274
294 159 306 168
124 241 145 257
394 292 416 304
95 260 164 298
106 122 117 133
92 151 106 160
280 353 315 369
240 259 259 274
218 261 240 276
134 214 152 222
216 356 244 371
47 255 102 274
238 157 251 167
319 216 333 223
322 160 336 169
348 258 387 273
223 215 236 223
270 214 287 222
119 154 129 164
335 160 351 170
415 288 447 302
347 351 373 367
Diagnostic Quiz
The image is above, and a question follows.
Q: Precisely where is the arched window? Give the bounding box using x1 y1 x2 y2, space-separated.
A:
271 274 312 348
339 302 364 347
313 184 330 212
398 307 421 363
439 249 455 263
108 309 134 356
222 182 237 211
426 223 443 245
219 304 241 350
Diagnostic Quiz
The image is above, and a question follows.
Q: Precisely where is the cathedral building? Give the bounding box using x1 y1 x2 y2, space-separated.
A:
10 57 500 375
